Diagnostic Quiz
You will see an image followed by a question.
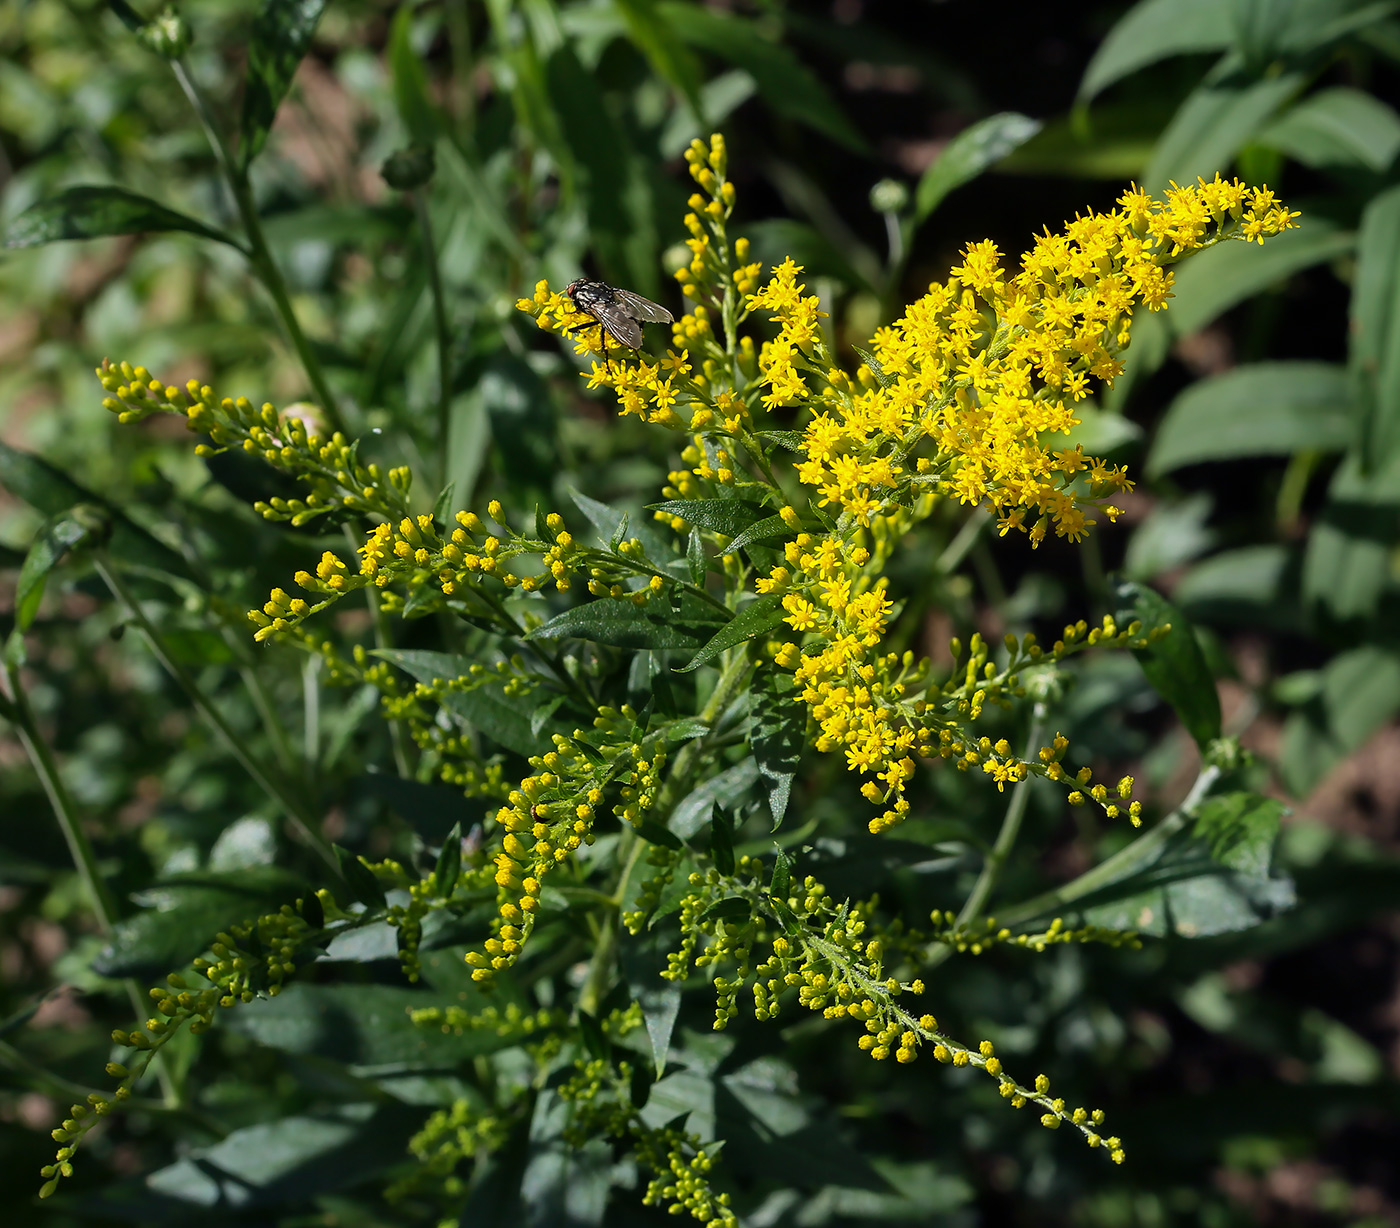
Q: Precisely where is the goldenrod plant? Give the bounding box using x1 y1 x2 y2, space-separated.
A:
4 3 1392 1226
30 130 1298 1215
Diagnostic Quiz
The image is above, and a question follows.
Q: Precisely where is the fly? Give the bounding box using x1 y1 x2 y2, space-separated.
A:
563 278 674 367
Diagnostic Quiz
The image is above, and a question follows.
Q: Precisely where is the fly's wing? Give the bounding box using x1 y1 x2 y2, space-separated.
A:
611 288 674 324
592 305 644 349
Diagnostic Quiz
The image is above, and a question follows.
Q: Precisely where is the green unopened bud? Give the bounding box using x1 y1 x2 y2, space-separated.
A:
869 178 909 214
381 145 437 190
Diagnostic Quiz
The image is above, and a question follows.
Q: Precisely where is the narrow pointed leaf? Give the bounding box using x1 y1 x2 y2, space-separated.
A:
240 0 330 170
3 186 237 250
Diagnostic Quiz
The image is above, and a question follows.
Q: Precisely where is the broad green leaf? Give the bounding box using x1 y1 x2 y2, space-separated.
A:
144 1105 419 1208
1078 0 1234 103
1144 72 1305 192
529 594 727 652
1081 793 1294 937
240 0 330 171
670 758 760 839
1174 544 1302 630
372 649 559 756
226 982 511 1067
354 773 493 843
1279 646 1400 795
15 512 100 631
2 185 237 250
676 593 785 674
0 442 191 579
1301 452 1400 621
648 498 769 539
1147 362 1353 477
1351 184 1400 469
1165 217 1354 338
388 6 438 145
1258 86 1400 172
658 3 864 151
914 112 1042 224
1115 580 1222 750
751 667 805 830
93 867 306 979
522 1093 613 1227
1123 492 1217 580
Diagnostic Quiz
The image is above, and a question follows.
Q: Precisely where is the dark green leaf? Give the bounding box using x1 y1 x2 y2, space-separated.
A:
0 442 191 579
657 3 864 151
373 649 555 756
670 759 760 840
662 717 710 744
93 867 306 979
576 1010 609 1062
1078 0 1234 103
1258 86 1400 172
769 847 793 899
1147 362 1353 477
434 822 462 895
914 112 1041 224
1144 72 1305 192
1165 217 1354 339
710 807 735 876
676 593 785 674
648 498 769 539
751 667 805 830
635 819 683 850
353 773 492 843
2 186 238 250
334 844 386 909
1351 184 1400 469
432 481 455 529
1174 544 1300 631
1301 452 1400 622
144 1105 419 1208
1279 646 1400 795
614 0 706 128
723 514 792 558
240 0 329 171
1115 580 1222 750
759 430 807 452
15 513 99 631
686 527 705 584
699 895 751 925
528 595 726 652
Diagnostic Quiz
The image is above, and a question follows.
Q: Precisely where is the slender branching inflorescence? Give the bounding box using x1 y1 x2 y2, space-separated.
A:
61 133 1299 1204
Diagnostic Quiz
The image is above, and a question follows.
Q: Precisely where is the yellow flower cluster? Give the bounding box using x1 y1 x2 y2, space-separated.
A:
777 175 1297 543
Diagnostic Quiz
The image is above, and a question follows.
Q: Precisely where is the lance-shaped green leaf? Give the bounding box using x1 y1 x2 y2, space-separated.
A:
2 186 238 250
15 510 106 632
240 0 330 171
676 593 784 674
1115 579 1221 750
914 112 1042 225
334 845 386 909
723 514 792 557
751 666 805 830
529 594 726 652
388 5 439 146
1077 0 1233 103
648 498 769 539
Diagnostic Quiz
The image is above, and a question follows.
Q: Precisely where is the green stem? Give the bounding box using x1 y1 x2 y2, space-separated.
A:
412 188 454 490
0 657 178 1102
170 58 348 438
93 553 337 873
994 762 1222 930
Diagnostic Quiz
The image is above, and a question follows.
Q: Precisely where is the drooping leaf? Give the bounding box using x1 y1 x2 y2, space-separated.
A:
1147 362 1353 477
751 667 805 830
1078 0 1234 103
677 593 785 674
914 112 1042 224
2 185 238 250
240 0 330 171
1115 580 1222 750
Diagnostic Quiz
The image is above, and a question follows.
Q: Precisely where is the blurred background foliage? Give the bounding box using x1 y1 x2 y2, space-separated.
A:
1 0 1399 1225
